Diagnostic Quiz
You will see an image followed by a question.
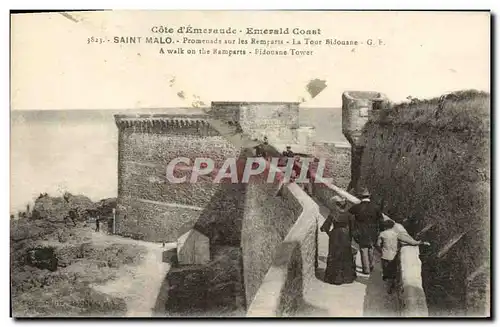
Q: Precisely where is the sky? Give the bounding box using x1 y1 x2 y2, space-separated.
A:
11 11 490 110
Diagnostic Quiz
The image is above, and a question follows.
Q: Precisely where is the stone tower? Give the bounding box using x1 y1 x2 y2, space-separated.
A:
114 112 246 242
210 101 300 145
342 91 390 191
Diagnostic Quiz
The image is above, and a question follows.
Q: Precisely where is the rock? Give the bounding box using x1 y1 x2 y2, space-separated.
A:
78 242 98 259
10 219 54 242
31 194 96 223
107 257 120 268
54 245 80 268
57 229 70 243
31 197 68 221
26 247 58 271
67 194 96 216
96 198 117 216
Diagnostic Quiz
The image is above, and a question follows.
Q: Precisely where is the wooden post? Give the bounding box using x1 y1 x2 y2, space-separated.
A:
112 208 116 234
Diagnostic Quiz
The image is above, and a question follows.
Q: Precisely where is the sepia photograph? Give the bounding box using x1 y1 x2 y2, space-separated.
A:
9 10 491 318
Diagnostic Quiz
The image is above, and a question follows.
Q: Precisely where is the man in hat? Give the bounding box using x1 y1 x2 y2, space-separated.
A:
255 144 265 157
348 188 384 274
283 146 294 157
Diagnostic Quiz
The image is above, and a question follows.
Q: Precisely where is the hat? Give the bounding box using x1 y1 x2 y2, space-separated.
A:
286 145 291 149
359 188 371 197
332 195 346 205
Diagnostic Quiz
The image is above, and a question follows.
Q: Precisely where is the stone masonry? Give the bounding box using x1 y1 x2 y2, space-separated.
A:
211 101 300 145
115 113 244 242
113 102 333 313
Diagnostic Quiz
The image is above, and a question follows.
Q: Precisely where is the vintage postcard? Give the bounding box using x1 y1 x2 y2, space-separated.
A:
10 10 491 318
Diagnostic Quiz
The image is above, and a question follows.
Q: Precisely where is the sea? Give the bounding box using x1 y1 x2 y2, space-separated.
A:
10 108 345 214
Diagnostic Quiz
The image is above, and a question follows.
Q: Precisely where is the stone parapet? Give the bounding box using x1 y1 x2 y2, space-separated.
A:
247 183 320 317
115 114 221 136
164 245 246 316
398 245 429 317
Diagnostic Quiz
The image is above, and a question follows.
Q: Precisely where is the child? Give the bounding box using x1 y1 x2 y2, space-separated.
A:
376 220 429 294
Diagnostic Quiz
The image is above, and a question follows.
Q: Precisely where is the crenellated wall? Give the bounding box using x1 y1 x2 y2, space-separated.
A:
113 91 490 317
115 111 316 315
115 114 245 243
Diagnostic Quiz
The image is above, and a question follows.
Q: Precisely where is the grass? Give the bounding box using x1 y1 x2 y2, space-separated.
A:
359 89 490 316
376 90 490 132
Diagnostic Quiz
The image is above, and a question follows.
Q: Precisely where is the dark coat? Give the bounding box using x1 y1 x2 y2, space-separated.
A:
348 200 384 247
320 211 356 285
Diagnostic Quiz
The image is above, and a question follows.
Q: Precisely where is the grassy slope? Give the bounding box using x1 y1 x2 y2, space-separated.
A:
361 90 490 316
379 90 490 132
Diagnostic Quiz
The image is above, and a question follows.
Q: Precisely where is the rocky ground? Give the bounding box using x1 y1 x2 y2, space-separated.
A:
10 193 155 317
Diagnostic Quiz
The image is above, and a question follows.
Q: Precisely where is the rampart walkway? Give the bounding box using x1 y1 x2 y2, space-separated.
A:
90 232 175 317
295 204 399 317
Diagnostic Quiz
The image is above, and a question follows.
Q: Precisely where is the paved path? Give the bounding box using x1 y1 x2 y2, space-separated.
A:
296 205 400 317
90 232 175 317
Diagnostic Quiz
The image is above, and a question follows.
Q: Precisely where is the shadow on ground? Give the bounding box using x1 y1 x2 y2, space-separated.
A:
296 299 330 317
361 256 399 317
152 271 170 316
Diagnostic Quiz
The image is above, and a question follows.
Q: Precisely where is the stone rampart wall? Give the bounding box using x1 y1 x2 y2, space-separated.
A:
247 183 320 317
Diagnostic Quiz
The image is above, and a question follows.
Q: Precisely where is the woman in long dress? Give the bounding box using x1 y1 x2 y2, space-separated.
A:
320 196 357 285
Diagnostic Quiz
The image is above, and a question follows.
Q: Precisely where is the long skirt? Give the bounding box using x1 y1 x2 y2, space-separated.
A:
324 226 357 285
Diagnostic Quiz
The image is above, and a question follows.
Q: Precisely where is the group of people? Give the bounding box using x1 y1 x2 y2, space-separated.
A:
282 146 314 195
320 189 430 293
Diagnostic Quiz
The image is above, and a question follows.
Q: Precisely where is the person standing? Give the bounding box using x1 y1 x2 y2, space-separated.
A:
283 146 294 157
320 196 357 285
95 216 100 232
376 219 430 293
255 144 266 157
291 156 302 182
348 188 384 274
303 165 313 195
